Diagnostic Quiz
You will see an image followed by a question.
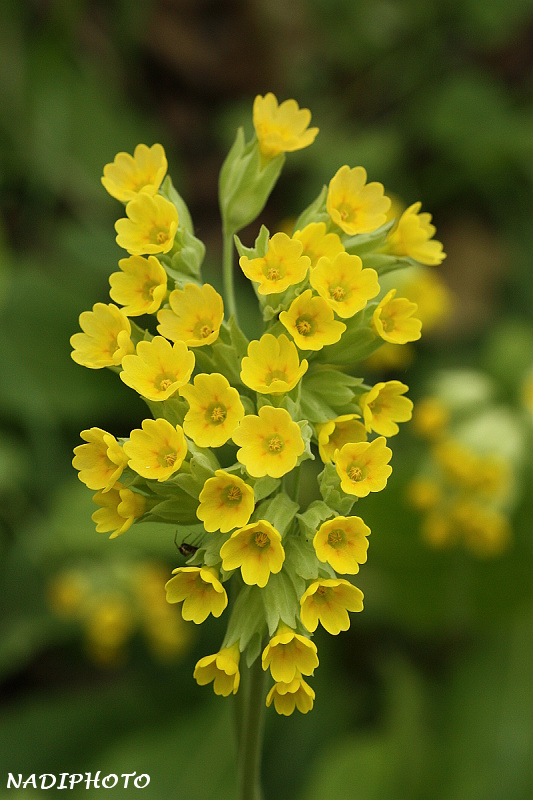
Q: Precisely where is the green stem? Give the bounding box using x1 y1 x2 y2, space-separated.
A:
223 224 238 322
237 655 267 800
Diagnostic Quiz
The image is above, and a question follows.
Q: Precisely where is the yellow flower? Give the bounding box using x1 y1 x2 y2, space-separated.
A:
421 513 457 548
434 441 510 497
70 303 134 369
412 397 450 439
220 520 285 588
164 566 228 624
310 251 380 318
232 405 305 478
92 482 147 538
115 193 179 256
239 232 310 295
316 414 367 464
266 673 315 715
253 93 318 160
193 643 241 696
335 436 392 497
452 502 511 557
313 515 370 575
196 470 255 533
407 477 441 510
261 622 318 683
120 336 195 401
400 269 453 331
123 418 187 481
293 222 344 269
157 283 224 348
220 519 285 588
327 165 390 235
101 143 167 203
387 202 446 265
109 255 168 316
300 578 364 634
47 570 88 616
72 427 129 491
372 289 422 344
279 290 346 351
180 373 245 448
358 380 413 436
240 333 308 395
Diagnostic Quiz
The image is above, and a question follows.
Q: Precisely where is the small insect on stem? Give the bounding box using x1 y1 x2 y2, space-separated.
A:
174 531 198 558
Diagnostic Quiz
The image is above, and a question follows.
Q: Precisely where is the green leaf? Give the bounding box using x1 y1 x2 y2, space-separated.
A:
284 532 320 581
343 220 395 255
360 253 417 275
234 225 270 260
297 500 336 539
169 227 206 279
253 492 299 537
159 175 194 234
249 475 281 503
317 463 357 515
224 585 266 651
292 185 329 232
261 570 300 634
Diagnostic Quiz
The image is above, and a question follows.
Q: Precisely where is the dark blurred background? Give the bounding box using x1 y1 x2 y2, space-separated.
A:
1 1 532 798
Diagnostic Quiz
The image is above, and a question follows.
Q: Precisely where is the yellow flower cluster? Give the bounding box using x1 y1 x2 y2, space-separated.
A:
71 94 441 715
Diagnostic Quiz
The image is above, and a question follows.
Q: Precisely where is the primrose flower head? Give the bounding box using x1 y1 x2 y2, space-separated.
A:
109 255 168 317
92 482 147 538
310 251 380 318
120 336 195 401
240 333 308 395
232 405 305 478
193 643 241 696
70 303 134 369
180 373 245 448
335 436 393 497
300 578 364 635
123 417 187 481
196 470 255 533
266 673 315 716
220 520 285 588
327 165 390 235
293 222 345 269
359 380 413 437
253 93 318 160
157 283 224 348
239 232 310 295
313 515 370 575
387 202 446 266
165 566 228 624
279 289 346 351
262 623 318 684
73 427 129 492
115 193 179 256
372 289 422 344
101 143 167 203
317 414 367 464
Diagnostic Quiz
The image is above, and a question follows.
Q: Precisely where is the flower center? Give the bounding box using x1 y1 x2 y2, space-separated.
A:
164 452 177 466
295 317 313 336
316 585 327 596
156 230 168 244
209 405 227 424
200 324 213 339
327 528 345 547
268 435 284 452
226 485 242 504
381 313 395 332
348 465 363 482
266 369 288 385
254 531 270 548
267 268 280 281
160 378 172 391
331 285 345 301
142 280 158 301
157 372 175 392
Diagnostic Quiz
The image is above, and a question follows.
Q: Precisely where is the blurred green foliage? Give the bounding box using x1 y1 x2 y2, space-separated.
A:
0 0 532 797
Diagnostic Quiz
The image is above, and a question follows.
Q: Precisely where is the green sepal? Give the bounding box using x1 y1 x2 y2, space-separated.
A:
259 282 306 322
292 185 329 232
299 387 337 424
223 584 267 652
144 396 188 426
317 304 381 366
253 491 299 537
209 318 249 386
201 532 227 570
342 220 394 255
167 228 206 280
249 475 281 503
284 532 320 582
297 500 336 539
261 570 302 635
317 463 357 516
244 633 264 667
296 421 315 467
299 368 363 423
142 488 199 525
234 225 270 261
188 450 217 486
360 253 418 276
159 175 194 234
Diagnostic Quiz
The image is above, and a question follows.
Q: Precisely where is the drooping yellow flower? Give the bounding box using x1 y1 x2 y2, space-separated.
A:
109 255 168 316
406 477 441 510
358 380 413 437
196 470 255 533
386 202 446 265
180 373 245 448
92 482 147 538
120 336 195 401
401 269 453 331
293 222 344 269
261 622 318 683
101 143 167 203
232 405 305 478
157 283 224 348
193 643 241 696
240 333 308 394
412 396 450 439
335 436 392 497
279 290 346 351
73 427 129 491
300 578 364 634
452 501 511 557
372 289 422 344
310 251 380 318
266 673 315 715
123 418 187 481
316 414 367 464
164 566 228 624
219 520 285 588
327 165 390 235
70 303 134 369
239 232 310 295
313 515 370 575
253 93 318 160
115 193 179 256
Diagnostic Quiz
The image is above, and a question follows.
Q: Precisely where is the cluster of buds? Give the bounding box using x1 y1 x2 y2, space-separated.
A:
71 93 443 714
